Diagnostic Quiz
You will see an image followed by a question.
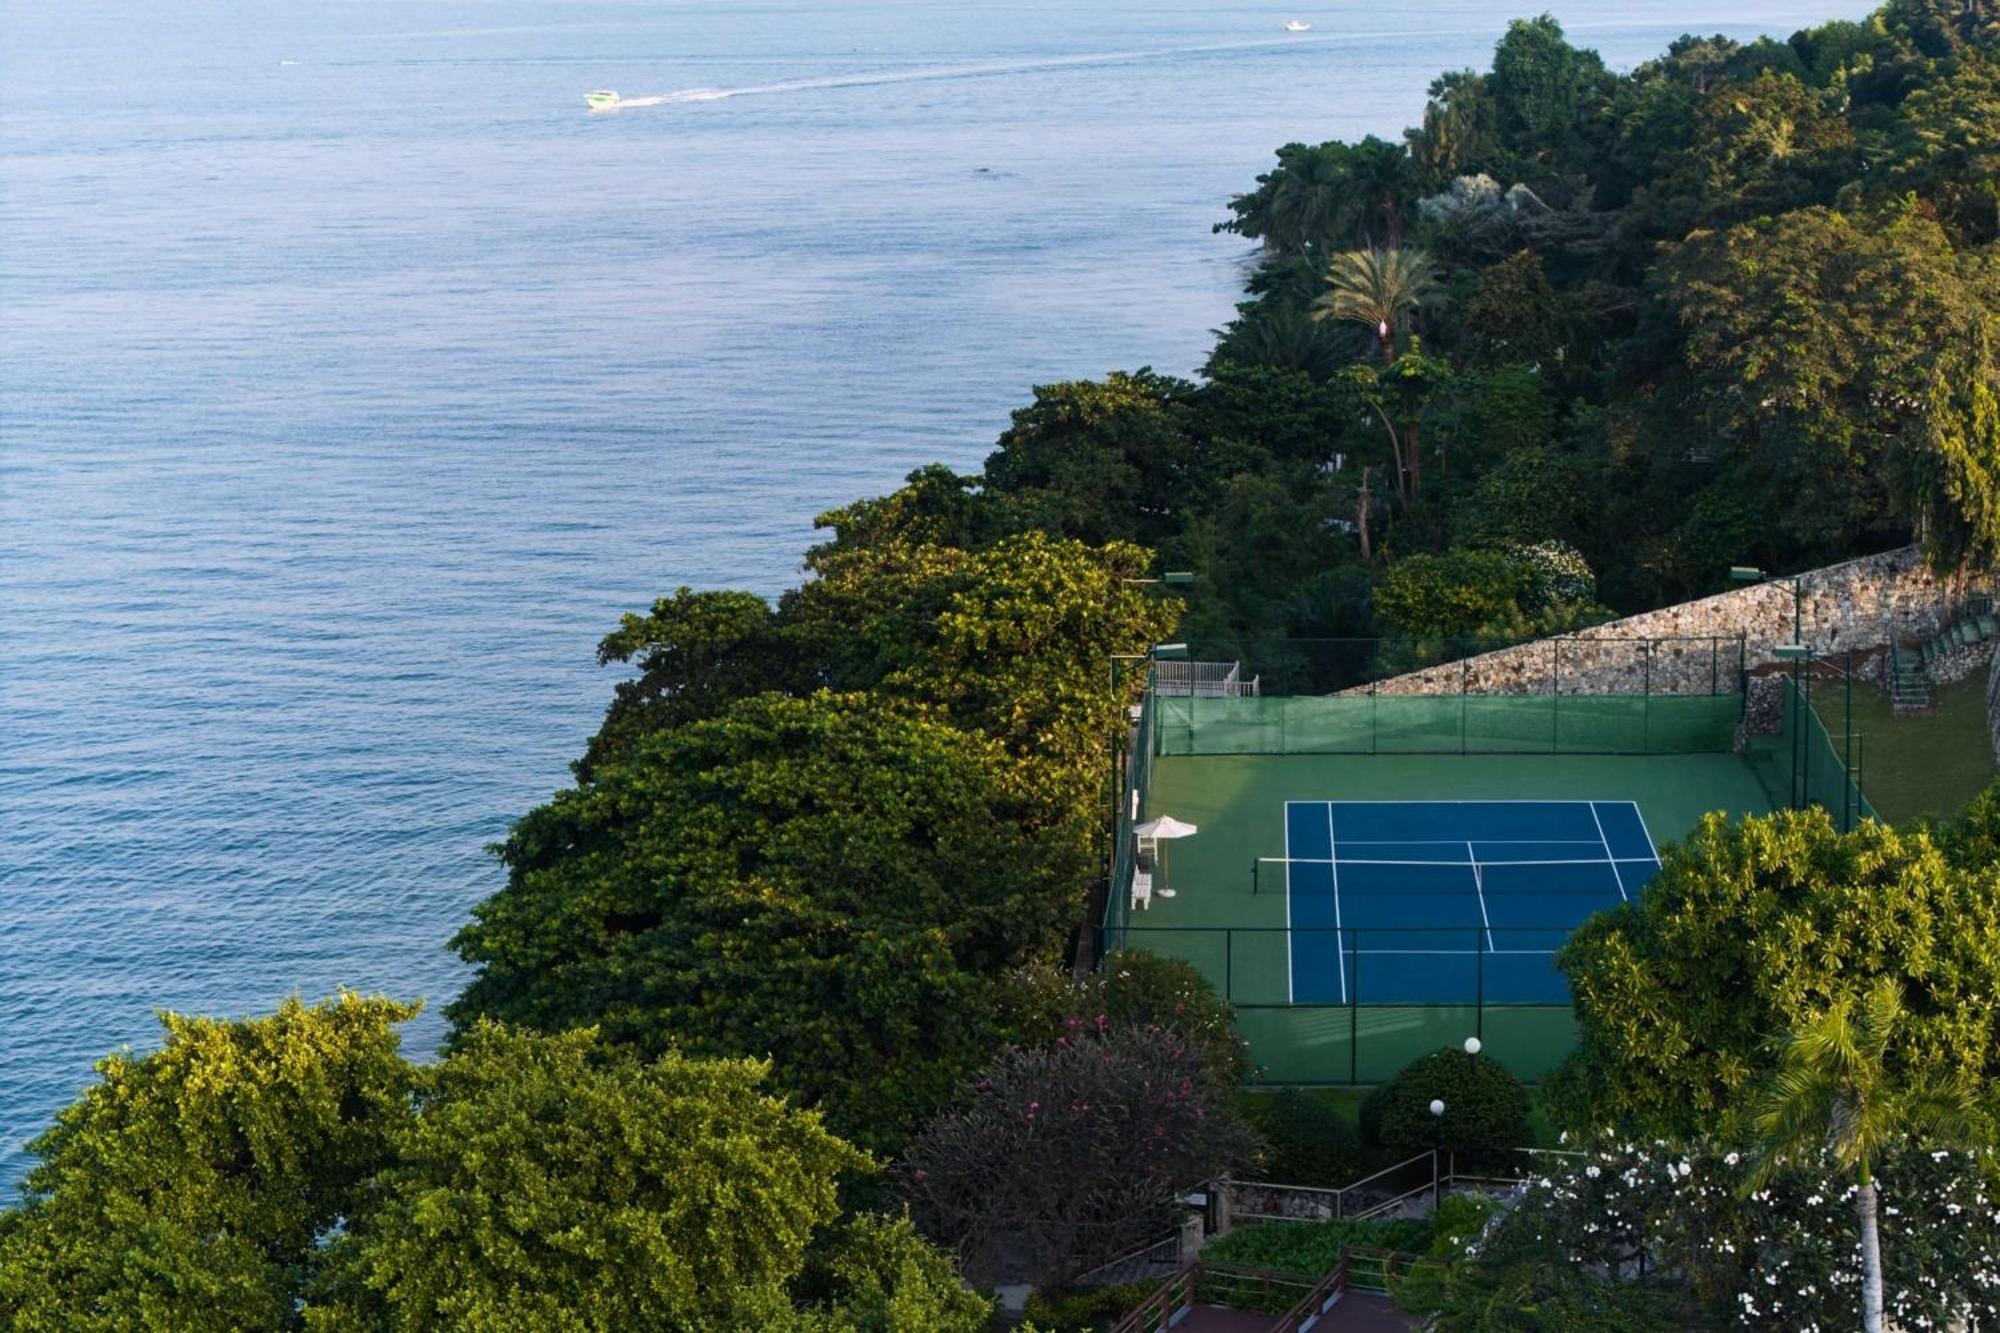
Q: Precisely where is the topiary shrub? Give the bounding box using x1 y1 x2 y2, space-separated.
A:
1240 1088 1362 1186
1359 1049 1530 1156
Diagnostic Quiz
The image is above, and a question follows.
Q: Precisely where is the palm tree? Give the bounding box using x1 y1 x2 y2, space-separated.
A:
1744 978 1981 1333
1309 247 1441 360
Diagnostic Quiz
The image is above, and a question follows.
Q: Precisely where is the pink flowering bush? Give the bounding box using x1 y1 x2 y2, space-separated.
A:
896 1023 1254 1288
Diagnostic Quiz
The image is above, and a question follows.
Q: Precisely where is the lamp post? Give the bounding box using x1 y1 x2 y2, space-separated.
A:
1464 1036 1482 1071
1429 1098 1446 1210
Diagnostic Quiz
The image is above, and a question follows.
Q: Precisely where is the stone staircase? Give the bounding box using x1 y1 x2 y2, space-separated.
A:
1890 641 1933 711
1899 593 1999 712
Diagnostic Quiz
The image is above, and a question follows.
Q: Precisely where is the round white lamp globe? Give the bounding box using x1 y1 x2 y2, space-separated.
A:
1429 1098 1446 1117
1464 1037 1482 1056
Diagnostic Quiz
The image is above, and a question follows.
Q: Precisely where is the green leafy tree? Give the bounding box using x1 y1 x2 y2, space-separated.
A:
0 995 417 1333
1657 203 2000 570
788 1213 992 1333
579 587 791 778
1744 979 1983 1333
1551 810 2000 1138
450 691 1080 1152
974 371 1200 548
308 1024 867 1332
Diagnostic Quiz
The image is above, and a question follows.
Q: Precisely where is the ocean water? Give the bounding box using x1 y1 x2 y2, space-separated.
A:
0 0 1862 1191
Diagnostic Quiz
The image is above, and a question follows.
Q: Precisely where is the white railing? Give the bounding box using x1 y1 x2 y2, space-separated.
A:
1153 659 1261 697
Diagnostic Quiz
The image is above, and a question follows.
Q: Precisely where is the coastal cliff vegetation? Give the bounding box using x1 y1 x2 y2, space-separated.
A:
8 2 2000 1327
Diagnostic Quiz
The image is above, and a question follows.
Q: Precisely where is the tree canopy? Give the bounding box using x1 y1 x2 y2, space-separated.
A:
1549 808 2000 1138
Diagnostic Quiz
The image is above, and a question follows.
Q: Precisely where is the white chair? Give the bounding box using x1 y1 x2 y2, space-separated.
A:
1131 870 1154 911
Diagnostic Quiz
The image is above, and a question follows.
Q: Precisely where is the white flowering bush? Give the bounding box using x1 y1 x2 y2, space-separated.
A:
1486 1141 2000 1331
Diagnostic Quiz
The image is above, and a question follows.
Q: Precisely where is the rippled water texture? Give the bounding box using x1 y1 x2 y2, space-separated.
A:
0 0 1860 1190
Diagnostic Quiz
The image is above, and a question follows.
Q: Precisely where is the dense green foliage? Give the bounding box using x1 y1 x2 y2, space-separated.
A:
828 0 2000 671
1550 807 2000 1138
1202 1216 1435 1274
1017 949 1252 1086
1020 1280 1163 1333
451 533 1178 1152
0 995 417 1333
307 1023 864 1331
0 1003 989 1332
1360 1048 1533 1155
1238 1088 1363 1186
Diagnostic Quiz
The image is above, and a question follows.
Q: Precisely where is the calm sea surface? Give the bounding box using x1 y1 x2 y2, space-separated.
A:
1 0 1860 1190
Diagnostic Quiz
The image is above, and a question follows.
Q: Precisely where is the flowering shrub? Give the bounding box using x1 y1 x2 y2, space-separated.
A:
897 1024 1254 1288
1474 1140 2000 1331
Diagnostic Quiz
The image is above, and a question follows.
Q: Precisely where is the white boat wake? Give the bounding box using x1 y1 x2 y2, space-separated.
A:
590 33 1352 110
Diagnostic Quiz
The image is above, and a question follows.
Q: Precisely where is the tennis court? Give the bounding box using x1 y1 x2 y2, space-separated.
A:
1277 800 1661 1006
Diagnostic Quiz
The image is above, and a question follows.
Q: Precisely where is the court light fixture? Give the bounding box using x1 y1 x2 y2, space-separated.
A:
1730 565 1768 583
1429 1099 1446 1117
1152 643 1189 658
1463 1037 1482 1057
1772 643 1812 660
1162 571 1195 585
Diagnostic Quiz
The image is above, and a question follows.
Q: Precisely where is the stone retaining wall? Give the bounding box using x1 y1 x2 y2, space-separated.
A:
1354 548 1948 698
1988 647 2000 765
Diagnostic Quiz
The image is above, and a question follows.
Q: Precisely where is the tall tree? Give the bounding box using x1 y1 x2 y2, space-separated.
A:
1310 247 1441 360
1744 979 1982 1333
0 996 418 1333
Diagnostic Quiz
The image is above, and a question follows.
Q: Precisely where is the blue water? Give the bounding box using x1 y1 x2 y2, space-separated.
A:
0 0 1861 1191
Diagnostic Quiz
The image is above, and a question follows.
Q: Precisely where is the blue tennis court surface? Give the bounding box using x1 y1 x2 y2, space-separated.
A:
1283 800 1660 1004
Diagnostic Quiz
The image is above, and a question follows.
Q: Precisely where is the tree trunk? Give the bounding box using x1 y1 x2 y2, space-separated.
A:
1405 420 1423 497
1357 465 1373 560
1858 1173 1885 1333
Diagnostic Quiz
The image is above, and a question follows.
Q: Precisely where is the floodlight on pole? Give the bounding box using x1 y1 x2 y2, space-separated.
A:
1153 643 1189 658
1429 1100 1446 1209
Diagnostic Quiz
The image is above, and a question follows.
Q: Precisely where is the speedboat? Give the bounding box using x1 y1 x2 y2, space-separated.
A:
1283 20 1311 31
584 90 621 110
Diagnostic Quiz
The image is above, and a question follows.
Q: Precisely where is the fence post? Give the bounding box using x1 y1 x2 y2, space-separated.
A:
1349 931 1360 1085
1475 931 1484 1042
1642 641 1653 754
1225 929 1234 1003
1552 639 1562 752
1460 655 1469 755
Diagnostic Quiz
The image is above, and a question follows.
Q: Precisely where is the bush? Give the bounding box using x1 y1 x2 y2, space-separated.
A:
1239 1089 1362 1186
899 1024 1254 1289
1021 1280 1160 1332
1360 1049 1530 1155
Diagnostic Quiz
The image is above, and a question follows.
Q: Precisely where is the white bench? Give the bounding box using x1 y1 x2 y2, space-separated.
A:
1131 870 1154 911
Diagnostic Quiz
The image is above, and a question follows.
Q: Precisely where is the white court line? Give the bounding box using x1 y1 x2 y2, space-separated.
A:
1589 803 1629 902
1328 803 1347 1004
1268 856 1627 868
1283 801 1295 1005
1469 841 1496 952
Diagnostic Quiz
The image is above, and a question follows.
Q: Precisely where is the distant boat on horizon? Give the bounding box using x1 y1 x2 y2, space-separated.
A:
584 90 621 110
1283 20 1312 31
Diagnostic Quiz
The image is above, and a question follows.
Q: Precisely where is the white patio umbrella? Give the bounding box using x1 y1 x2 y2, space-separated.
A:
1133 815 1198 896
